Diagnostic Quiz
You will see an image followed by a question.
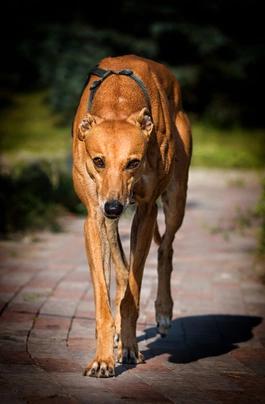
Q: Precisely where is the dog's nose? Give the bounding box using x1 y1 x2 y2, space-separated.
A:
104 200 124 219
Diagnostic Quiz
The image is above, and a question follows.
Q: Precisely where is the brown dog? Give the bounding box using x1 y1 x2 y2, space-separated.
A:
72 55 192 377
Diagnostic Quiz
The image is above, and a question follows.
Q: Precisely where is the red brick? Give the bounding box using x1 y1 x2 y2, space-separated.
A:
0 350 35 365
26 280 55 288
223 372 265 401
231 348 265 376
0 311 35 323
125 358 171 373
24 396 78 404
103 379 172 402
0 284 21 293
35 358 82 372
52 289 84 299
206 389 253 403
67 338 92 350
33 315 71 330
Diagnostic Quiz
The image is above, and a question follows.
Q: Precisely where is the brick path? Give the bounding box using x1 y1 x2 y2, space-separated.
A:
0 169 265 403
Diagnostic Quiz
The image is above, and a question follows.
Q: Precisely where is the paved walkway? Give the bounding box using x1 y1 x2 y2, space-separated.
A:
0 169 265 403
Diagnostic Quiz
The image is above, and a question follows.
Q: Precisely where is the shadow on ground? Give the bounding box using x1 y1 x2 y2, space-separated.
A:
139 314 262 363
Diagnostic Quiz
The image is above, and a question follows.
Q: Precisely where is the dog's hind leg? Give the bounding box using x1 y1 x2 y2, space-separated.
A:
155 112 191 337
105 220 129 347
155 178 187 337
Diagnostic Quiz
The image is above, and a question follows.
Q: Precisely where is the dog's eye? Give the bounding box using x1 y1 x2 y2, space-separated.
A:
93 157 105 168
127 159 140 169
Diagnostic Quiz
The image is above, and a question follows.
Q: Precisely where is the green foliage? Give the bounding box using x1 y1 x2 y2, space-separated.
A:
0 160 84 238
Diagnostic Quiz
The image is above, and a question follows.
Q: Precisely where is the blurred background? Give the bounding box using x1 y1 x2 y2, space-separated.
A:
0 0 264 243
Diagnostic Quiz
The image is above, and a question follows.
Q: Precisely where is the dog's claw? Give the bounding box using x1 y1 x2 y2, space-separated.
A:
108 367 114 377
90 367 97 377
117 348 145 364
83 361 115 378
156 315 171 337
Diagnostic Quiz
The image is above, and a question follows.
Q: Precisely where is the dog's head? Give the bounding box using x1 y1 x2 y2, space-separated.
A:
78 108 153 219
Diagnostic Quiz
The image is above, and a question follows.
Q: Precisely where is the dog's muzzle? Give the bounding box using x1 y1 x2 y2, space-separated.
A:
104 200 124 219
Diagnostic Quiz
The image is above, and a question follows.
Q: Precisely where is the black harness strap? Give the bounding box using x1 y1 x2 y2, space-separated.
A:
87 66 151 113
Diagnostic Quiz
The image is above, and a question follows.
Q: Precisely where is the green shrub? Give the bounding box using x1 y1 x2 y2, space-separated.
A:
0 160 84 238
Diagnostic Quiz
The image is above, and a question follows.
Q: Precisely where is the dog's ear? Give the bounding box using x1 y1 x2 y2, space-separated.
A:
127 108 153 138
78 113 104 141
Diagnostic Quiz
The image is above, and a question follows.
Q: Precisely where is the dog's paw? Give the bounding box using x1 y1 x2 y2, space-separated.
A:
83 361 115 378
117 348 145 364
156 315 171 337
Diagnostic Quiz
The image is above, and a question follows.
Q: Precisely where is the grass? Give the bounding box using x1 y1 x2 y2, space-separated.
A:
0 91 71 163
191 122 265 170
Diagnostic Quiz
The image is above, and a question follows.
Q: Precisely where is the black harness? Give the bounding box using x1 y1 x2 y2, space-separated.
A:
86 66 151 113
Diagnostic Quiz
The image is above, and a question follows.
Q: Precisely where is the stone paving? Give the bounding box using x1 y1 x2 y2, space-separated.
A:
0 169 265 403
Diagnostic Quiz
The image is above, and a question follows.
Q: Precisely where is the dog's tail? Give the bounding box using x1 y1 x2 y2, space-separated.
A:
153 220 162 246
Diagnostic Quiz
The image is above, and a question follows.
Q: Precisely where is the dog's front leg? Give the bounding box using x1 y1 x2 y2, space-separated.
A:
82 214 116 378
117 203 158 364
105 220 129 347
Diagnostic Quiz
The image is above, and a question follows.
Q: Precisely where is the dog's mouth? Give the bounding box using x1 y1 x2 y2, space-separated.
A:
104 213 122 220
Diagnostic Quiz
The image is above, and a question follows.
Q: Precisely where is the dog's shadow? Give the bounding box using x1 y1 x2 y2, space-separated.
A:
116 314 262 374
